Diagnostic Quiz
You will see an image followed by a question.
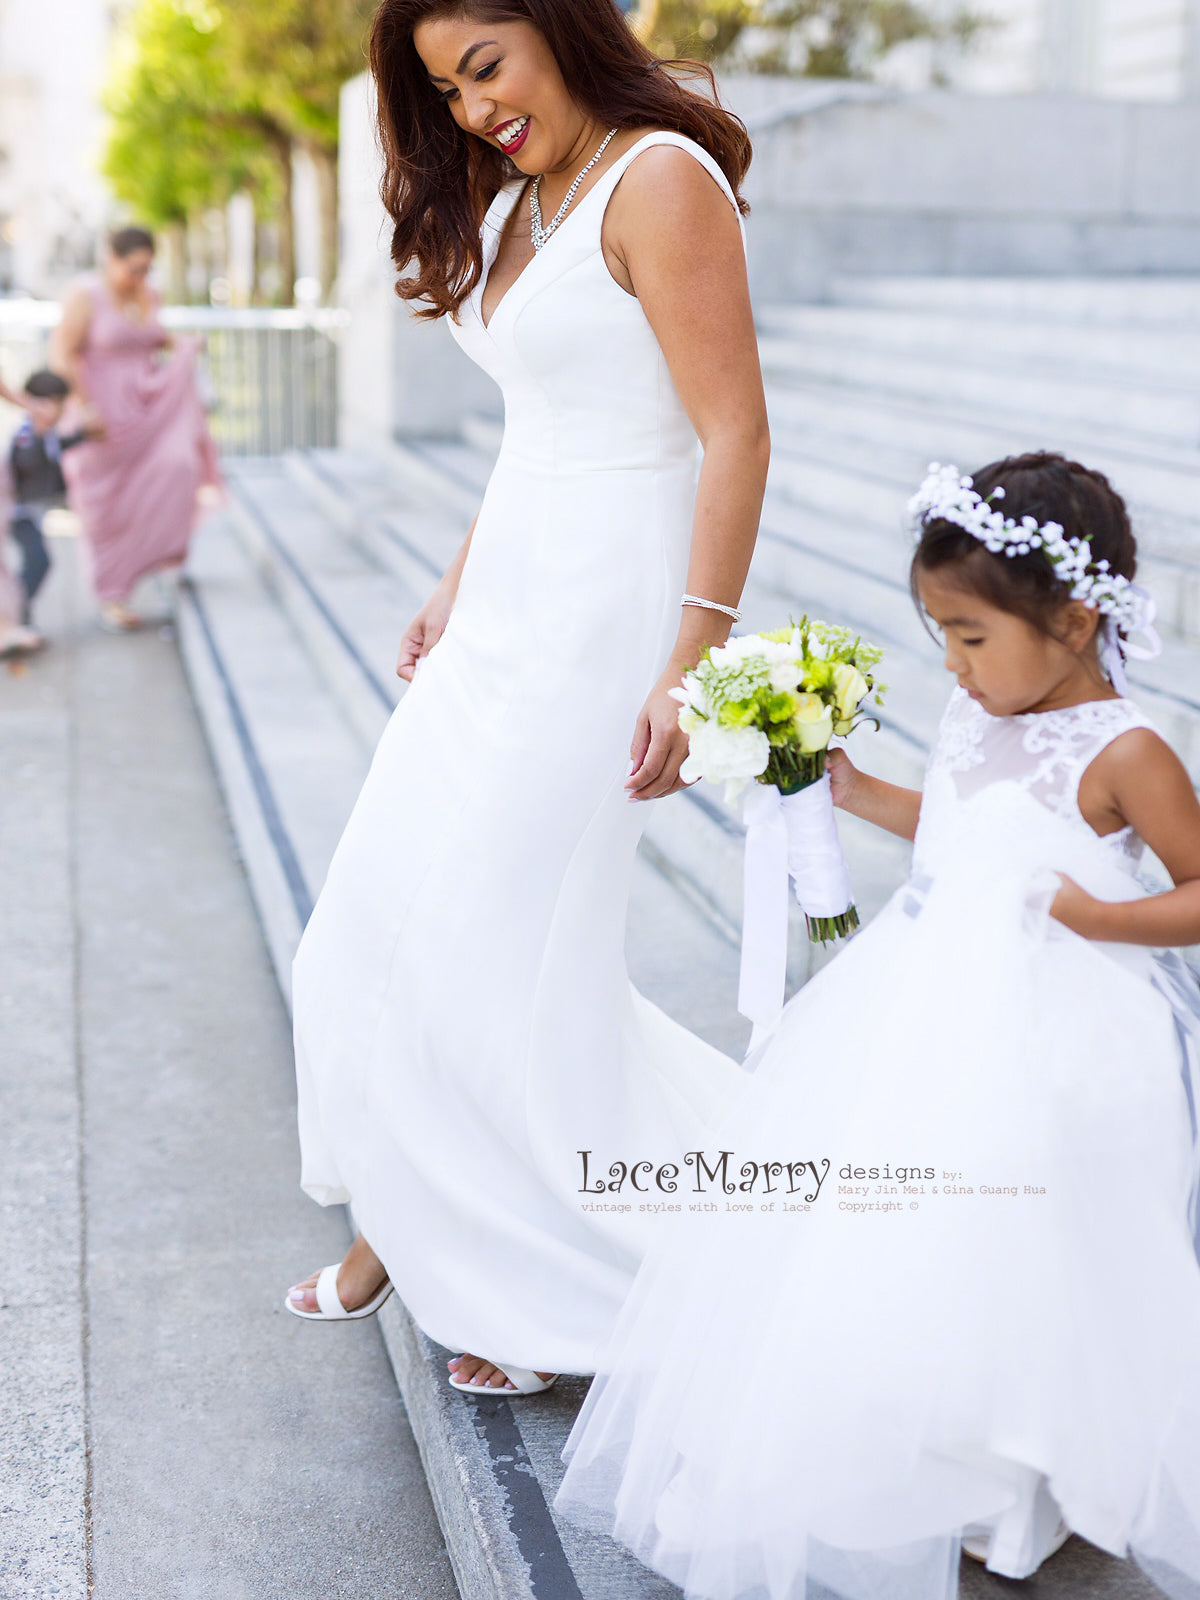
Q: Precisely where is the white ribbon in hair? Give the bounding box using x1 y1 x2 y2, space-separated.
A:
1101 586 1162 695
738 774 854 1056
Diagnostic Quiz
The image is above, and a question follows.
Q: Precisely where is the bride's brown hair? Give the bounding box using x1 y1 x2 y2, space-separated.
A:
369 0 752 320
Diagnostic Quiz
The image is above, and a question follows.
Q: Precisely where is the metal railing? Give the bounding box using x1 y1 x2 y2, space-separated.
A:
0 301 347 456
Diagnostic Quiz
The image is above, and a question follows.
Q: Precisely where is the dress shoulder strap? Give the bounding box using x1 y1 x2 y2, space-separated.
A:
585 131 746 247
601 130 741 214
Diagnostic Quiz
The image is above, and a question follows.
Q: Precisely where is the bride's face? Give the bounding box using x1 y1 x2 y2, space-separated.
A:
415 14 596 174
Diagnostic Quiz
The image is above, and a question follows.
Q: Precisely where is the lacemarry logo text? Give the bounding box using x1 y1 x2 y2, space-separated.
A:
577 1149 831 1201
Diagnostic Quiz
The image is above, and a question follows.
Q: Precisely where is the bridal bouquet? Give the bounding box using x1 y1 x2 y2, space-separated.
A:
669 618 885 1047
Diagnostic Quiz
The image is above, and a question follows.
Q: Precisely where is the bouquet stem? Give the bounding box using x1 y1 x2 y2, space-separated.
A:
766 747 826 796
805 906 861 945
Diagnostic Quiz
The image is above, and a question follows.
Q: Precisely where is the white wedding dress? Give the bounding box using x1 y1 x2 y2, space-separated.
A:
291 133 746 1375
555 686 1200 1600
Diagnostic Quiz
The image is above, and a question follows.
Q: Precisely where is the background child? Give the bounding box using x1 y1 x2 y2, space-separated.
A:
6 369 89 635
0 370 61 657
555 451 1200 1600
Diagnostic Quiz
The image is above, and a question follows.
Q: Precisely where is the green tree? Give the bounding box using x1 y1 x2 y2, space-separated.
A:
218 0 377 299
102 0 295 301
642 0 989 77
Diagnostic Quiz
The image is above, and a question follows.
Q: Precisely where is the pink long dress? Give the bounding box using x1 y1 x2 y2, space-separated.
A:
61 277 220 603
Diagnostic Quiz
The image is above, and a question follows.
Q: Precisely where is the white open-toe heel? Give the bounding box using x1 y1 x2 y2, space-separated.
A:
962 1517 1070 1573
284 1261 393 1321
449 1361 559 1396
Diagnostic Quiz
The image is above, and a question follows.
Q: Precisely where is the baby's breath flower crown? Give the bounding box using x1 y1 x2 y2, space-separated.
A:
909 462 1149 636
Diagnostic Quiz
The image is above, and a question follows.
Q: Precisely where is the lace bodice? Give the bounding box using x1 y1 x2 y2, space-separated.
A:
914 687 1158 883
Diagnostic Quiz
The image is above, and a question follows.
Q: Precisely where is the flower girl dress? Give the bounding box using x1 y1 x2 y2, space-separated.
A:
554 685 1200 1600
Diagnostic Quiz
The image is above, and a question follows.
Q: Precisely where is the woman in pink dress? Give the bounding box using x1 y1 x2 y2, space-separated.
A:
52 226 220 632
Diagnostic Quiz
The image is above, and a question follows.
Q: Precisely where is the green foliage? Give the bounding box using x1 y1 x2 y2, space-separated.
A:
102 0 374 226
101 0 284 227
642 0 989 77
643 0 756 62
216 0 376 155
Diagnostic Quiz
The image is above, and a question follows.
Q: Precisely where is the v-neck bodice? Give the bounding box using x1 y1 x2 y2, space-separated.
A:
446 131 744 473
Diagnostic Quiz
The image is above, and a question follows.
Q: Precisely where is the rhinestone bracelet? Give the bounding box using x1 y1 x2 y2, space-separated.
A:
681 593 742 622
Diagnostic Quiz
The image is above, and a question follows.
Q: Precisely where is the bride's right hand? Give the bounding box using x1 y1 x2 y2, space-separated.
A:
396 590 453 681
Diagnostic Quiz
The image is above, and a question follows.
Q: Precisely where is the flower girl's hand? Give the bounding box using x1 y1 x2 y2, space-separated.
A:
396 591 453 680
1049 874 1099 936
826 748 859 811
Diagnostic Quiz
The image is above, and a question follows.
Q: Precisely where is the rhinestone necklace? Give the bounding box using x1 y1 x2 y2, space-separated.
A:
529 127 619 251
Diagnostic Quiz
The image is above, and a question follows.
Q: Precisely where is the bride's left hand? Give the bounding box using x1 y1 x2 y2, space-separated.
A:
626 674 693 801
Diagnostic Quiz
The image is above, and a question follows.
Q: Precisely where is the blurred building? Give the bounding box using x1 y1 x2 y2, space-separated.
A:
0 0 115 296
944 0 1200 99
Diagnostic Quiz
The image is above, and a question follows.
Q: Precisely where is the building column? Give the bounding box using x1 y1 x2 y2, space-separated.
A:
1040 0 1098 92
1184 0 1200 96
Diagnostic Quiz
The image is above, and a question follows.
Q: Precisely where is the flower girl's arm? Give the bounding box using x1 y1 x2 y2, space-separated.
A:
826 749 921 841
1053 730 1200 946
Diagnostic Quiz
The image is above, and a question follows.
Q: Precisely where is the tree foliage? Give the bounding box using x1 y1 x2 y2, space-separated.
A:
641 0 989 77
102 0 283 228
216 0 375 158
102 0 375 299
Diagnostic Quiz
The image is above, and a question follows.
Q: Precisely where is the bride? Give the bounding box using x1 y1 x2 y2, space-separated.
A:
284 0 770 1394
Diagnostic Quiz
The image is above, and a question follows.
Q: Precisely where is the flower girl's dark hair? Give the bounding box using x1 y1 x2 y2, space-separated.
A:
910 451 1138 641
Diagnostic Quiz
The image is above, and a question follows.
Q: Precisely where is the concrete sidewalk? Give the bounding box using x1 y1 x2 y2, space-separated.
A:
0 536 457 1600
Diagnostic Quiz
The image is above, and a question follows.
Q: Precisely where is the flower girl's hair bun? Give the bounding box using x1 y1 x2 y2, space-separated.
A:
909 451 1139 643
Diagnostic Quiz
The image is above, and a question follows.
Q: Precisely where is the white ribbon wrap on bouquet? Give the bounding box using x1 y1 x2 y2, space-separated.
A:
738 774 854 1056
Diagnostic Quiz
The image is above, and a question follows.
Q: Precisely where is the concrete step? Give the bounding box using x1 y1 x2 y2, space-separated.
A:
761 379 1200 563
825 274 1200 325
758 329 1200 451
175 511 370 999
758 302 1200 384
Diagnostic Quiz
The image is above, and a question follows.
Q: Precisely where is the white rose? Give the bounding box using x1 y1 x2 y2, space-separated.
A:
831 662 869 722
791 693 834 754
679 722 770 786
768 661 803 693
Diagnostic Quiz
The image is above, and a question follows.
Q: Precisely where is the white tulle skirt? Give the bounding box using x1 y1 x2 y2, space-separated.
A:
554 829 1200 1600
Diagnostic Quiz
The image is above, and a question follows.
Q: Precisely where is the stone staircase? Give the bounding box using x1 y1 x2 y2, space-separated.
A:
174 274 1197 1600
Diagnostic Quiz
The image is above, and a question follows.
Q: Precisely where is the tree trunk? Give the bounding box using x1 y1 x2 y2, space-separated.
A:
266 131 297 306
308 142 340 304
162 220 188 304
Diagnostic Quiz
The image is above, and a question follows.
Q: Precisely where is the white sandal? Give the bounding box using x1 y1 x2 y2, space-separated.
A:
962 1517 1070 1571
283 1261 393 1321
449 1361 559 1396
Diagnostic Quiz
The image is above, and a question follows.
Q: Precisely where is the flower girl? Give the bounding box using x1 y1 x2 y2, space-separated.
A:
553 451 1200 1600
